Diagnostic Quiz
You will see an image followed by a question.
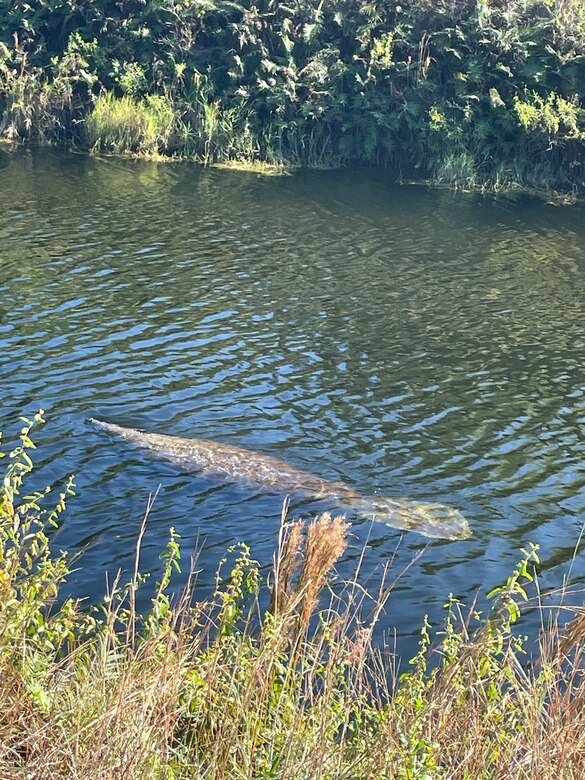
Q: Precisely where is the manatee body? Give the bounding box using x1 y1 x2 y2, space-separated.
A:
89 419 471 541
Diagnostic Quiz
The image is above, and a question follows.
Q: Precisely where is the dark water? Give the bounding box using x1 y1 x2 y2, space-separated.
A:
1 148 584 656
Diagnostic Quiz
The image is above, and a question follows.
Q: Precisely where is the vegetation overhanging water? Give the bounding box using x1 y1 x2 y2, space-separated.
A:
2 0 585 756
2 0 585 194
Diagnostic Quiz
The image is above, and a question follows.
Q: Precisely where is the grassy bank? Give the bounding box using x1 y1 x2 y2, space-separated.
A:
2 413 585 778
1 1 585 192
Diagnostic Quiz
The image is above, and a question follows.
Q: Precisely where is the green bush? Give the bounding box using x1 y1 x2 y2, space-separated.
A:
3 0 585 189
514 91 583 140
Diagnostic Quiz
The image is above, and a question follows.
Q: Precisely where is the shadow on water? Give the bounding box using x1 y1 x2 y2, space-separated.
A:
1 147 584 657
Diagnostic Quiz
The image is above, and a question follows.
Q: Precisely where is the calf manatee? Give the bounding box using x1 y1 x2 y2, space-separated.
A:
89 419 471 540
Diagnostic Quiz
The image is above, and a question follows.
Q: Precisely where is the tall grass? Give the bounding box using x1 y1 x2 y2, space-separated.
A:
0 71 75 144
86 93 175 155
2 413 585 779
174 75 259 165
85 77 338 169
0 33 93 145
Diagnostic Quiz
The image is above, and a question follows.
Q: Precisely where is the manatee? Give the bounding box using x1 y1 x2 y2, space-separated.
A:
89 419 471 540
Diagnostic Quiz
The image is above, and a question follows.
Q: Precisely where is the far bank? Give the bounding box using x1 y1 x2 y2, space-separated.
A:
1 0 585 196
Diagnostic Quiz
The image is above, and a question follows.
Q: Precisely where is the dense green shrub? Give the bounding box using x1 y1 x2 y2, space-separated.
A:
1 2 585 187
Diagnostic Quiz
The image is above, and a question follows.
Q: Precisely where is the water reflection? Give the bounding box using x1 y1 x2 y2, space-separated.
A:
1 148 584 656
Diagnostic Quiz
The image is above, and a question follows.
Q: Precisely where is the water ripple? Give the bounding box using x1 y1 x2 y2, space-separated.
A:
2 149 585 651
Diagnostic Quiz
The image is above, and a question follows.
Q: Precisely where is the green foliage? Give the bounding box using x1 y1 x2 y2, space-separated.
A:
215 542 260 636
118 62 148 98
1 0 585 189
0 29 96 143
487 543 540 626
514 91 583 140
86 91 175 154
0 410 76 656
1 416 585 778
174 73 258 164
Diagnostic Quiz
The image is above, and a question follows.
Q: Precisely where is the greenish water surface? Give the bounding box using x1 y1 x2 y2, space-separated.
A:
1 148 584 652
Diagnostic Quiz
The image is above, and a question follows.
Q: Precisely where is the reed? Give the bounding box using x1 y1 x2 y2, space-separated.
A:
0 70 74 144
1 414 585 779
173 74 259 165
86 92 175 155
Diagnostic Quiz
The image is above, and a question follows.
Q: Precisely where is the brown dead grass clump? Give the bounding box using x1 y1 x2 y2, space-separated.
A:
270 512 349 629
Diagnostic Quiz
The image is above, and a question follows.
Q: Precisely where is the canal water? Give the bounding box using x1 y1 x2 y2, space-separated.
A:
1 147 584 657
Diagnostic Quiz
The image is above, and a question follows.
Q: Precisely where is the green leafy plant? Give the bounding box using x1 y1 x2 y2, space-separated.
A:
0 410 76 656
514 92 583 140
1 0 585 190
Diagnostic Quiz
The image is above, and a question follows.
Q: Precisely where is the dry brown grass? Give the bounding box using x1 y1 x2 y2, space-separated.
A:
2 516 585 779
2 417 585 779
270 510 349 629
